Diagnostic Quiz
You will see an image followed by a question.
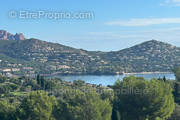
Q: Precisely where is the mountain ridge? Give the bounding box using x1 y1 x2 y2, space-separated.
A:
0 30 179 76
0 30 25 41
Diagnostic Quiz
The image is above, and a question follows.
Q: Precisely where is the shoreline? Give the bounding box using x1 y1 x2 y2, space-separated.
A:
16 71 174 78
50 71 173 76
123 72 173 75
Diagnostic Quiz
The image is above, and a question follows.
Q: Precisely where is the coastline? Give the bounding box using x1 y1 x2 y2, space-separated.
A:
123 72 173 75
17 71 174 78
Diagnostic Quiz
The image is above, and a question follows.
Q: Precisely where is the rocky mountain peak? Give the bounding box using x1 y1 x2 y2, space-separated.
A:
14 33 25 40
0 30 25 40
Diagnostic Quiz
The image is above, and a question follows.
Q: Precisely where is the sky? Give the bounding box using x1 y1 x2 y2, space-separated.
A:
1 0 180 51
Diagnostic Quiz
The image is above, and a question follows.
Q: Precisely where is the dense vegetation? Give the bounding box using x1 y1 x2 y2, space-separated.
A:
0 67 180 119
112 76 174 120
0 39 180 75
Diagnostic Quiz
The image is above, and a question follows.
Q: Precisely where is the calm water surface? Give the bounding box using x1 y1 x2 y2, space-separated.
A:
54 73 175 86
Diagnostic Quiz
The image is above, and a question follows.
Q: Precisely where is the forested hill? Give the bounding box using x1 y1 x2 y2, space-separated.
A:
0 31 180 75
103 40 180 72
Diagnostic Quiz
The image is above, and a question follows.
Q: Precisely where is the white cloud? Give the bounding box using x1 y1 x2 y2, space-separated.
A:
87 27 180 41
87 27 180 48
167 0 180 3
88 32 147 39
161 0 180 6
50 27 180 51
105 18 180 26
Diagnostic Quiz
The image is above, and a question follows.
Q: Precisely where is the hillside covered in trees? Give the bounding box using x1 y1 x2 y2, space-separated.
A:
1 67 180 120
0 31 180 76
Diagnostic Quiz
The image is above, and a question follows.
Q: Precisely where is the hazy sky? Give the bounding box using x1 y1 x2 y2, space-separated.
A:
1 0 180 51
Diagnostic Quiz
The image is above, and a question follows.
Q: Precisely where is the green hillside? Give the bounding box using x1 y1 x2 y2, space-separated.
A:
0 39 179 75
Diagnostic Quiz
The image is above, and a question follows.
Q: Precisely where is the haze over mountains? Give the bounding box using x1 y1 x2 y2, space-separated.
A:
0 30 179 76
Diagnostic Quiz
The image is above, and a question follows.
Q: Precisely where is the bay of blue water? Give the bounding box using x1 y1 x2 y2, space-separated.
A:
55 73 175 86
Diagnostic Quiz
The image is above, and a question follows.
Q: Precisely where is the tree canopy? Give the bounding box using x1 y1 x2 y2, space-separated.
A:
112 76 175 120
54 89 112 120
17 91 57 120
173 67 180 81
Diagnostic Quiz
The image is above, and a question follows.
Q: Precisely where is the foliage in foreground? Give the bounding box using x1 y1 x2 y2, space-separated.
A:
0 74 178 120
168 104 180 120
112 76 175 120
54 89 112 120
16 91 57 120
